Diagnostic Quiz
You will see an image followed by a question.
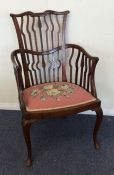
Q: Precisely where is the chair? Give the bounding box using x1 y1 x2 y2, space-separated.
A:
10 10 103 166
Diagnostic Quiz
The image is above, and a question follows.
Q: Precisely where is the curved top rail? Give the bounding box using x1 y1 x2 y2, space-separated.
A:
10 10 70 17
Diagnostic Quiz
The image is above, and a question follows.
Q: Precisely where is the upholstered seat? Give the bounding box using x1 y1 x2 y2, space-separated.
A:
23 82 96 112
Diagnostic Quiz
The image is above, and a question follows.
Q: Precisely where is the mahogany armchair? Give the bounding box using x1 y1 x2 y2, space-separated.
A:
10 10 103 166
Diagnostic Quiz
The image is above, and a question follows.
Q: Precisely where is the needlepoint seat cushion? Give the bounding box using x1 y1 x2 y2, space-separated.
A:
22 82 96 112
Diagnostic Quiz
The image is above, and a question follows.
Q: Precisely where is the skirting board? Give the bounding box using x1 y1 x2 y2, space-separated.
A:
0 103 20 111
0 103 113 116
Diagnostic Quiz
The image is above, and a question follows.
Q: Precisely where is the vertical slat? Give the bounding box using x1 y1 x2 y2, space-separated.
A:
61 14 67 81
44 15 50 82
87 59 91 92
32 16 38 51
21 16 31 87
80 53 84 86
38 16 46 82
91 60 97 97
36 55 42 84
83 56 88 89
26 15 38 85
49 14 54 49
18 17 30 88
15 54 22 74
21 16 28 50
52 54 55 82
44 16 49 51
57 53 61 82
26 15 33 50
26 53 34 86
56 15 60 47
31 17 42 84
41 54 46 83
49 14 55 81
69 48 74 82
52 57 55 82
75 50 80 84
31 56 38 85
11 16 24 50
38 16 43 51
48 53 55 82
15 54 24 90
56 15 61 81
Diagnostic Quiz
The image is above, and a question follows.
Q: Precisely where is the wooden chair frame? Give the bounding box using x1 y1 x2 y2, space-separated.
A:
10 10 103 166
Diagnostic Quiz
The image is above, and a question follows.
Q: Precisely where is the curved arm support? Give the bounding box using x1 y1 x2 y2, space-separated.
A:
11 50 26 112
65 44 99 97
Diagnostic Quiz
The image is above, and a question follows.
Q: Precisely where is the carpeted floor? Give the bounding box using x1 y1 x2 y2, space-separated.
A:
0 110 114 175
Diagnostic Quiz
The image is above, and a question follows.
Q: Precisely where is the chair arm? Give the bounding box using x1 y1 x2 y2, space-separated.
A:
65 44 99 97
11 50 24 91
11 50 26 111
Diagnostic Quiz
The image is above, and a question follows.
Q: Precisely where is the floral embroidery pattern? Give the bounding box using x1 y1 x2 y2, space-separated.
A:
31 83 75 101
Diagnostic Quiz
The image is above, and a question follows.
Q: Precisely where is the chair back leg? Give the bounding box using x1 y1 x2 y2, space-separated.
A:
93 106 103 149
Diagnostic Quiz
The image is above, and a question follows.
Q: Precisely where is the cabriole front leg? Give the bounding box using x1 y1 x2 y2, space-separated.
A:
93 107 103 149
22 119 32 167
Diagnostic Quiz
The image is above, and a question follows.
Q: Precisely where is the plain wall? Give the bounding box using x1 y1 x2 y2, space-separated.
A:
0 0 114 115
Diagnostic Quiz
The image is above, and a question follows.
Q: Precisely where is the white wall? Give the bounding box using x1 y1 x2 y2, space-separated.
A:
0 0 114 115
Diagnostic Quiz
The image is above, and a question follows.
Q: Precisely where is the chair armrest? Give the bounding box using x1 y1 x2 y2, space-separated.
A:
11 50 26 111
65 44 99 97
11 50 24 91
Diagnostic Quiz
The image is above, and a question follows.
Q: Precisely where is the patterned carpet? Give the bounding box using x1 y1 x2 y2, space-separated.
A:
0 110 114 175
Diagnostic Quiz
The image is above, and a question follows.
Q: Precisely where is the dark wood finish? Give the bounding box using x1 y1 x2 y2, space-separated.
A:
10 10 103 166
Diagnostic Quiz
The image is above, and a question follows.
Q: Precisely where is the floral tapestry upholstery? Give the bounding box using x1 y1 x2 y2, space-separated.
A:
22 82 96 112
